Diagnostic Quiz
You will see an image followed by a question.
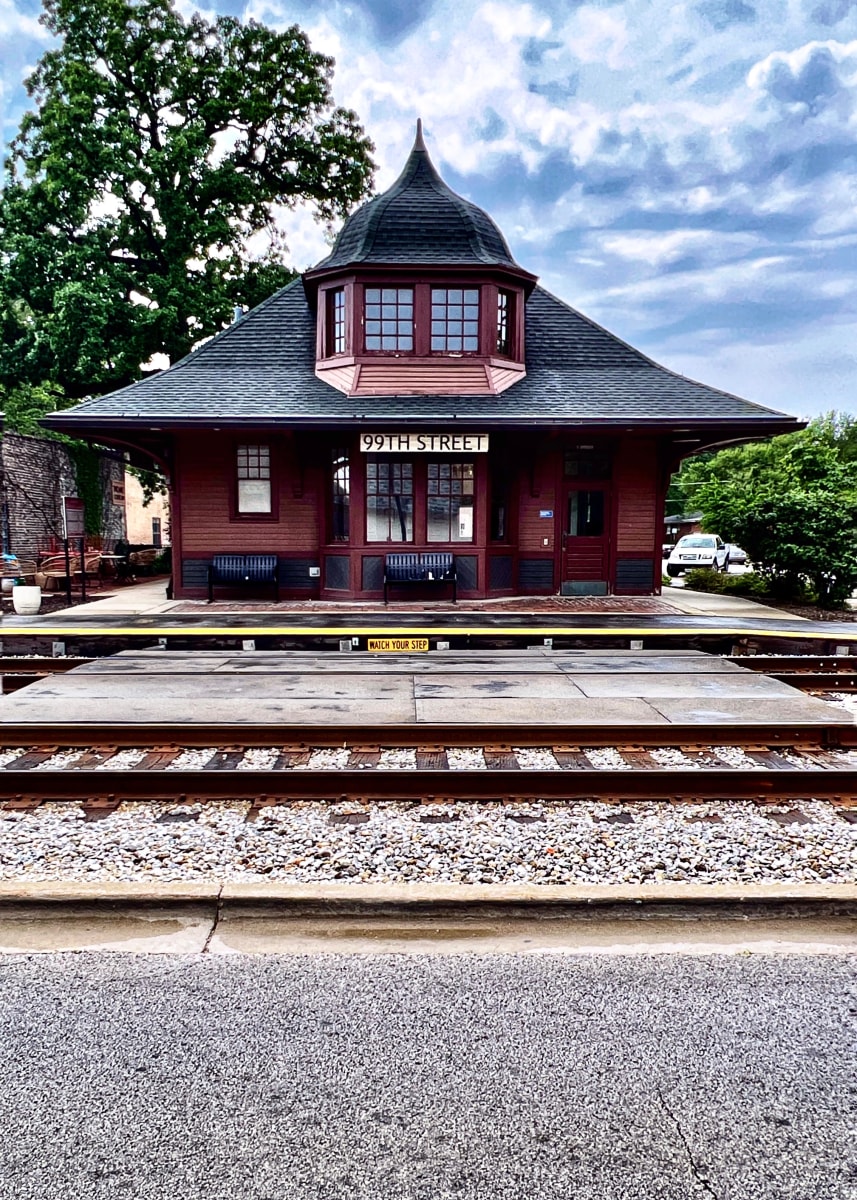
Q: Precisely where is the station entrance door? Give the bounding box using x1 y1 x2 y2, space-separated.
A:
560 486 611 595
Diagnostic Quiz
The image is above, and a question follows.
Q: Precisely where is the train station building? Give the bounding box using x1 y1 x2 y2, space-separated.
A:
46 124 799 602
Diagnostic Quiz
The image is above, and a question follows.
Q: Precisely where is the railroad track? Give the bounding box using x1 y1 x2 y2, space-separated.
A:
0 724 854 807
2 654 856 693
729 655 857 692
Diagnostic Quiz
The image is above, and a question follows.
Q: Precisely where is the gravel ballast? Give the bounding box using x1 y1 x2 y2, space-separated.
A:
0 798 853 886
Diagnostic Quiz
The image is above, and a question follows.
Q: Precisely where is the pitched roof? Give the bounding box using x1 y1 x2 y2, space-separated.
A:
44 279 797 430
309 122 523 273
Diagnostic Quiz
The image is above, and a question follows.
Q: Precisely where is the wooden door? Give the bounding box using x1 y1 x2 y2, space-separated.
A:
561 487 611 587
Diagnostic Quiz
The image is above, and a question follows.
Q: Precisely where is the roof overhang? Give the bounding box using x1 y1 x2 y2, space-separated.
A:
42 413 803 443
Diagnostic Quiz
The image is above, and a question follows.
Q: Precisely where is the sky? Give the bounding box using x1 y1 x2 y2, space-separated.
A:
1 0 856 418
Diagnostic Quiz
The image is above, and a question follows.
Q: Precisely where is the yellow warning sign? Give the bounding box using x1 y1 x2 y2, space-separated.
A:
367 637 430 652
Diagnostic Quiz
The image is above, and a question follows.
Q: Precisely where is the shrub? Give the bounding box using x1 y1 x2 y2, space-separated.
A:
682 569 770 597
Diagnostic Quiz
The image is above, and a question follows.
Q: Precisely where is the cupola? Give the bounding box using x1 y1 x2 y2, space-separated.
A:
304 122 536 398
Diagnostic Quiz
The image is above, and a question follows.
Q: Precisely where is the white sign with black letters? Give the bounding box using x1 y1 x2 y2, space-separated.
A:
360 433 489 454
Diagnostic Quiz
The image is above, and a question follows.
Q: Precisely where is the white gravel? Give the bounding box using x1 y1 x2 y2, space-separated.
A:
0 798 853 886
235 748 280 771
514 747 561 770
584 748 632 770
377 748 418 770
713 746 760 768
447 747 487 770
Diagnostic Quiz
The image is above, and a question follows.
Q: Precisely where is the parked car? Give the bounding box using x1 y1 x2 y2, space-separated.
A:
666 534 729 577
726 544 748 565
662 543 674 559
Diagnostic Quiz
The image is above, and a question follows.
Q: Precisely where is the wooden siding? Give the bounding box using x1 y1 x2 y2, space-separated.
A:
315 362 358 394
518 448 555 554
175 433 319 555
614 439 658 555
488 363 525 393
353 362 492 395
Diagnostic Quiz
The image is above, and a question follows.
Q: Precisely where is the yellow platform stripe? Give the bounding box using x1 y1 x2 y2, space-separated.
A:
2 624 856 640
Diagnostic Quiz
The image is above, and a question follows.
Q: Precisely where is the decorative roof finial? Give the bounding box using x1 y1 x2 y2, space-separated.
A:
414 118 426 152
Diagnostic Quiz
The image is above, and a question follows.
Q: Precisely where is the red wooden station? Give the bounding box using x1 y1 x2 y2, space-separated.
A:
47 124 798 602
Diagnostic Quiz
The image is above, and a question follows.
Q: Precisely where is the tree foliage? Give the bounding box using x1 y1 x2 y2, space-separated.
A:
677 415 857 607
0 0 374 404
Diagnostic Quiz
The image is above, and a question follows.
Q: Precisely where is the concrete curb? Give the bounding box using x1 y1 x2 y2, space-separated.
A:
0 880 855 919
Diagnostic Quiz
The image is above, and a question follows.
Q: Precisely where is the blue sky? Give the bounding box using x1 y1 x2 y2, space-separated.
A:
1 0 856 418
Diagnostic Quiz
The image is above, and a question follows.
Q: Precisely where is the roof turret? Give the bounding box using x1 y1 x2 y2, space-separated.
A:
308 121 525 274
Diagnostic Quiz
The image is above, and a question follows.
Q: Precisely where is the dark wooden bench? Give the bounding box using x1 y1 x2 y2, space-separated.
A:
207 554 279 603
384 552 456 604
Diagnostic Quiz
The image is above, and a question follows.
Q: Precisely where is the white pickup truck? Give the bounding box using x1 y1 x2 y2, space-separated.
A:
666 534 729 577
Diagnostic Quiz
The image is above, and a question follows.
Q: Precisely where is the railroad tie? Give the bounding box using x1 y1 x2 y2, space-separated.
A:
415 745 449 771
482 745 520 770
348 745 382 770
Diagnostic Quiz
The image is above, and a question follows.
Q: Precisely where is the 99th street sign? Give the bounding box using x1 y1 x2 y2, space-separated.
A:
359 433 489 454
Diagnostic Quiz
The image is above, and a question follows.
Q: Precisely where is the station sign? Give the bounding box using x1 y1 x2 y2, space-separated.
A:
360 433 489 454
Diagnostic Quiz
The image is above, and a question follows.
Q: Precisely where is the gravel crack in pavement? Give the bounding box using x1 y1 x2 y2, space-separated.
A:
657 1086 720 1199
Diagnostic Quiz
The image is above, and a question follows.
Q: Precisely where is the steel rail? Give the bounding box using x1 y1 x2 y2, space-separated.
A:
0 722 854 749
1 767 855 805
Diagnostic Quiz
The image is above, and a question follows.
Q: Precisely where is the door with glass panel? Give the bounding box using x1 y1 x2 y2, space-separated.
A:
561 487 611 589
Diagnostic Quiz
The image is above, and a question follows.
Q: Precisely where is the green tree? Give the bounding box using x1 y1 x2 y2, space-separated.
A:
682 418 857 607
0 0 374 404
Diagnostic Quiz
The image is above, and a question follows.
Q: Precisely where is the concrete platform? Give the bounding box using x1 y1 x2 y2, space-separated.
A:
0 648 849 728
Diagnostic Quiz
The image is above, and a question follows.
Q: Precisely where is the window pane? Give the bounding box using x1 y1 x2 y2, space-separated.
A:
238 479 272 513
430 288 480 353
568 490 605 537
331 447 350 542
328 288 346 355
365 459 414 542
365 287 413 352
427 462 474 542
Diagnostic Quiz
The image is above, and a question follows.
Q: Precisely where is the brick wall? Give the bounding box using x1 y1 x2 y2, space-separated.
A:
0 432 126 558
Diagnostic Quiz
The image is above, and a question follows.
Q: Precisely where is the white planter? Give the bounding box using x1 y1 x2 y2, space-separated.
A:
11 585 41 615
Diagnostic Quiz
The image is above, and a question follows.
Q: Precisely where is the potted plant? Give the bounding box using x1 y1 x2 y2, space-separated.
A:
11 578 42 615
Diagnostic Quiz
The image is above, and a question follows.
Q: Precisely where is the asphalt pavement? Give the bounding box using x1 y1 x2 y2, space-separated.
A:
0 953 853 1200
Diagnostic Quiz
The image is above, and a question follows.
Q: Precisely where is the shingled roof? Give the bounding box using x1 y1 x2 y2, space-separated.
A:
44 279 797 431
309 121 524 273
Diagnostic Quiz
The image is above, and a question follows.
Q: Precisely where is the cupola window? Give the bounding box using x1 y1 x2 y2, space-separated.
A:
496 289 514 357
431 288 479 352
327 288 346 355
365 287 414 351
